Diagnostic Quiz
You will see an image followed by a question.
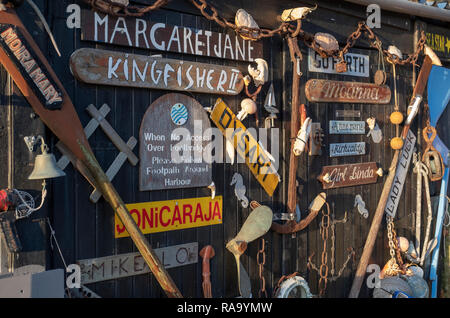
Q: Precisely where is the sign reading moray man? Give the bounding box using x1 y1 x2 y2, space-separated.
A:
81 10 263 62
305 79 391 104
139 93 212 191
70 48 244 95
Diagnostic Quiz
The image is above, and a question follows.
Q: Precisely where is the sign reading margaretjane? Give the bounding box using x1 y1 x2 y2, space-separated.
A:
210 98 279 197
329 142 365 157
308 48 369 77
305 79 391 104
385 130 416 218
81 10 263 62
115 196 223 238
70 48 244 95
317 162 380 189
0 24 62 109
77 242 198 284
139 93 212 191
329 120 365 134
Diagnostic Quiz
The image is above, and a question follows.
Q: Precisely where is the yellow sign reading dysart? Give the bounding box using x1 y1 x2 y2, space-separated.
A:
210 98 279 196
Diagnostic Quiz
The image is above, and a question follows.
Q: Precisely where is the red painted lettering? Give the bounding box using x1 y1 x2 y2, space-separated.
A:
159 206 171 227
193 203 204 222
172 205 182 225
183 204 193 224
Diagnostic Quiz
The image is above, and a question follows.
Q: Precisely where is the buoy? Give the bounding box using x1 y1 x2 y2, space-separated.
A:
390 137 404 150
390 111 404 125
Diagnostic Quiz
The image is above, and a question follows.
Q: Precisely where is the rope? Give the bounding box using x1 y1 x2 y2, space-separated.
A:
13 181 47 219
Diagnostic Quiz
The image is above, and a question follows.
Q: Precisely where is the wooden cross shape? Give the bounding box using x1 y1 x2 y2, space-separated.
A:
56 104 138 203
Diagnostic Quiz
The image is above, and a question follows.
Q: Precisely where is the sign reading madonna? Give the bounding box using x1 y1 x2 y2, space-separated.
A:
139 93 212 191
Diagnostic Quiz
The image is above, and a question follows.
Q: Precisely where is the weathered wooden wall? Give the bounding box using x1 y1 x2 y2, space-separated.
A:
0 0 448 298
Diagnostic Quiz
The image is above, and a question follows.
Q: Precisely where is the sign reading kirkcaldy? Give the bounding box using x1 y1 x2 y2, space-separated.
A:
81 10 262 62
139 93 212 191
70 48 244 95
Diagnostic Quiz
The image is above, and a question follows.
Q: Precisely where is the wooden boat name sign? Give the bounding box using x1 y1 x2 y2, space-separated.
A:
318 162 381 189
70 48 244 95
305 79 391 104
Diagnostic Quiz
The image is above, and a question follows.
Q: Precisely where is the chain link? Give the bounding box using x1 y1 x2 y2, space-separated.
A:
385 216 407 276
257 238 267 298
84 0 427 68
83 0 169 17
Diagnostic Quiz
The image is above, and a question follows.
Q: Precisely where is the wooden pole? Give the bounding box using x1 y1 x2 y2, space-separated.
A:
0 8 182 298
348 56 432 298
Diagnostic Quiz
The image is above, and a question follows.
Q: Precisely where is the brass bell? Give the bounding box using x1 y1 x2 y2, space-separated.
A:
28 139 65 180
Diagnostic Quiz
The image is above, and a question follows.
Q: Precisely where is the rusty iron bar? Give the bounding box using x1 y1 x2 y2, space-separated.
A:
0 8 182 298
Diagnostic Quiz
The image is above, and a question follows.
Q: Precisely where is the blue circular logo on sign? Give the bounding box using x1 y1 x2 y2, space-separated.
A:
170 103 188 126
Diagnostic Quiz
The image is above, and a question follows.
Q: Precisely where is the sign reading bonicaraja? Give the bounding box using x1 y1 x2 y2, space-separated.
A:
70 48 244 95
139 93 212 191
115 196 222 238
81 10 262 62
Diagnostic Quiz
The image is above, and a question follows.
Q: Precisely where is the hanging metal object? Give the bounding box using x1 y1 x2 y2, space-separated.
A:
226 205 273 297
264 83 279 128
28 137 66 180
422 126 445 181
314 32 339 56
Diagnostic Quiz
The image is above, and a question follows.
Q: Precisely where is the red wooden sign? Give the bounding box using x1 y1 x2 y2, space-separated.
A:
305 79 391 104
317 162 381 189
81 10 263 62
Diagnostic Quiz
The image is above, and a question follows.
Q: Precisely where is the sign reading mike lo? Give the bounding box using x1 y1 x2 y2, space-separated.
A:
305 79 391 104
115 196 223 238
70 48 244 95
77 242 198 284
81 10 263 62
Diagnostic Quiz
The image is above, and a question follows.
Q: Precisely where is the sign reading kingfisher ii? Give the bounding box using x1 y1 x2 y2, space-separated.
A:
81 10 263 62
317 162 381 189
77 242 198 284
139 93 212 191
385 130 416 218
115 197 222 238
305 79 391 104
210 98 279 197
0 24 62 109
70 48 244 95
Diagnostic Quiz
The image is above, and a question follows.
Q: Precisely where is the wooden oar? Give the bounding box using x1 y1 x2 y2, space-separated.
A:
348 56 433 298
0 7 182 298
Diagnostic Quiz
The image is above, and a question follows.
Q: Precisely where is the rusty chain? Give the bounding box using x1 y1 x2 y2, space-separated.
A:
272 271 299 297
257 238 268 298
385 216 407 276
82 0 169 17
83 0 427 69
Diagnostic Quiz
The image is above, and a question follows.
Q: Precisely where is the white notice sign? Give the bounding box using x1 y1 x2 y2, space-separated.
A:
329 120 365 134
384 130 416 218
308 48 370 77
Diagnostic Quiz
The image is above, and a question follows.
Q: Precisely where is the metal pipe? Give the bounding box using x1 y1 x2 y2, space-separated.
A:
344 0 450 23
